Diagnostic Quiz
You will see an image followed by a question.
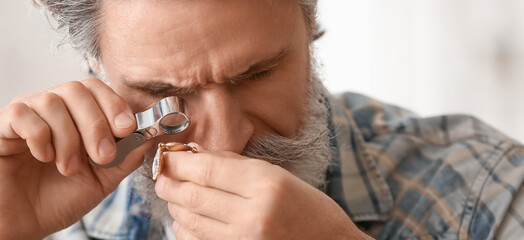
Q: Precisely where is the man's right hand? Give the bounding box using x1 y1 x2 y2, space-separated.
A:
0 78 153 240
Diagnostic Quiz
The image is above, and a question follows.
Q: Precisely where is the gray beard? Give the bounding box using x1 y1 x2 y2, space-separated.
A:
132 72 333 224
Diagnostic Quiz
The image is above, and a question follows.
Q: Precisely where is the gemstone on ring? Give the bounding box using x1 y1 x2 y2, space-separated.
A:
152 144 164 181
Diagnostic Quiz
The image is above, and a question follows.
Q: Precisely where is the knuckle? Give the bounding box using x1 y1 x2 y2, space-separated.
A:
182 183 200 209
185 213 200 232
197 155 215 184
6 102 29 119
5 103 50 140
38 92 62 108
62 81 87 93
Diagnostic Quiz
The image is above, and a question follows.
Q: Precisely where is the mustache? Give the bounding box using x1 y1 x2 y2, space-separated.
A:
132 70 332 223
242 126 330 167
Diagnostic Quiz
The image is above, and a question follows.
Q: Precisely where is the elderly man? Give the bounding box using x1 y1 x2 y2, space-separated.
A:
1 0 523 239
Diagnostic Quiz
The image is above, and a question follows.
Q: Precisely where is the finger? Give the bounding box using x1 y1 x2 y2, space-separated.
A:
0 138 27 156
27 92 83 176
173 224 199 240
0 102 54 162
163 151 264 196
81 78 136 138
155 176 245 223
169 202 231 240
50 81 116 165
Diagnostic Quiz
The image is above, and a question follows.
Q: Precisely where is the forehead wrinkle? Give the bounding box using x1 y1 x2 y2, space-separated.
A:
100 0 303 90
170 54 211 88
157 19 216 87
207 49 237 84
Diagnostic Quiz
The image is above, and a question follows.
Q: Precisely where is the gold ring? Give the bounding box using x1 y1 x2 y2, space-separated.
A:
152 142 197 180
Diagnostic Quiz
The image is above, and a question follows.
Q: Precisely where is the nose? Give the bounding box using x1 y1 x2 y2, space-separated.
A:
187 86 254 153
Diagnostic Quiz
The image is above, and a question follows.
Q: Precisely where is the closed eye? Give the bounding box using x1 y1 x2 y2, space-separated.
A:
230 69 274 85
250 69 273 81
148 87 194 99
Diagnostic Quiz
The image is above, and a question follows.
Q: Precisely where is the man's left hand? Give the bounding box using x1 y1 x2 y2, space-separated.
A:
154 144 372 239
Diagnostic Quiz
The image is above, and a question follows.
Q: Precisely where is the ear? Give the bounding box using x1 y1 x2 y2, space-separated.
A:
86 56 102 76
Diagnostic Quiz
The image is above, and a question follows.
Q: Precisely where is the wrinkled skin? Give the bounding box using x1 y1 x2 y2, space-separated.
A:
0 0 371 239
0 79 154 239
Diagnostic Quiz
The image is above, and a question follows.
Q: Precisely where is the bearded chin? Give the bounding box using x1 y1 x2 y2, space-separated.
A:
132 68 333 225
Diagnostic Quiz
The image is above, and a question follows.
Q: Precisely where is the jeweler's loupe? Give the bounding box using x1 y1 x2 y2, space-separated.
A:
89 96 190 168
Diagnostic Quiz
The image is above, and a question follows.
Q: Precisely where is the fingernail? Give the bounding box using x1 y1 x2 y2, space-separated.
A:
114 112 134 129
98 138 115 158
155 176 165 194
67 154 81 174
173 220 180 232
46 143 55 161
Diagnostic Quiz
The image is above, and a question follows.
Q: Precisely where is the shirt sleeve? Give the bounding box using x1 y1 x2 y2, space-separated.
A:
495 183 524 240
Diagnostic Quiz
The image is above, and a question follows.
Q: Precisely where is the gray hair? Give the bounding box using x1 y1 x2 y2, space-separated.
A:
33 0 321 61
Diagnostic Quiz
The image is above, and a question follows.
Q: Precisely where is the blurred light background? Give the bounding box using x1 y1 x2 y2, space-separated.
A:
1 1 523 142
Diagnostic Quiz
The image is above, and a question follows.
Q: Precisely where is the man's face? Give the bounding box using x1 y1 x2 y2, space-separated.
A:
98 0 311 153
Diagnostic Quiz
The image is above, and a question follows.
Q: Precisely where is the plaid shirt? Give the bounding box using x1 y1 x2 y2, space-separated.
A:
48 92 524 239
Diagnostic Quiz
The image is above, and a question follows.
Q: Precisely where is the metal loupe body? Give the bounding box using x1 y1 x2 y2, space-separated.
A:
89 97 190 168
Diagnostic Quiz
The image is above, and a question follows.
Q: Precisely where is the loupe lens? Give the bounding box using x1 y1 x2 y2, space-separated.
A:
159 113 190 134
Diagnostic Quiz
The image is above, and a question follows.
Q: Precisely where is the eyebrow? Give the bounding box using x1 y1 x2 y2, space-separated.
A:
226 47 291 84
122 78 194 96
122 47 292 96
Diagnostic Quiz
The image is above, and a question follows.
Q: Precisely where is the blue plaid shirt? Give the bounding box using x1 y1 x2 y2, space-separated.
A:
48 92 524 239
